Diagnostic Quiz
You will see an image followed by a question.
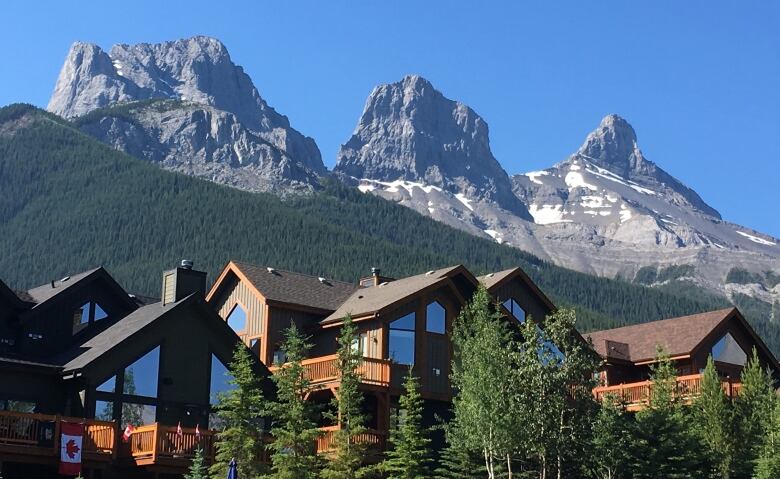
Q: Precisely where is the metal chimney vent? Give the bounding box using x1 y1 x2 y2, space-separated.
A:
180 259 194 270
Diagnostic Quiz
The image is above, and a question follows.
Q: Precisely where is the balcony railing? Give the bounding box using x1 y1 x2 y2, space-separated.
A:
315 425 386 454
123 423 216 467
0 411 114 461
592 373 742 411
271 355 392 388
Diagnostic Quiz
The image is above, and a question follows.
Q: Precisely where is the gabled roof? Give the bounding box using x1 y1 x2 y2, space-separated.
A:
26 268 102 305
586 308 777 366
211 261 358 312
58 296 188 372
323 265 471 323
478 267 556 311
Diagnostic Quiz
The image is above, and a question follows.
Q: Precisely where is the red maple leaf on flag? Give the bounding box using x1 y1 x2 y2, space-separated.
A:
65 438 80 459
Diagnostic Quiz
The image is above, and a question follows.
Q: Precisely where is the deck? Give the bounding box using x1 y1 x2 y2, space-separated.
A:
315 425 386 454
271 354 392 389
0 411 114 464
592 373 742 411
121 422 216 469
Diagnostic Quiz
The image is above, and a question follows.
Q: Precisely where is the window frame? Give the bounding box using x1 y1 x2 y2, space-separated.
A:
425 301 447 335
388 312 416 366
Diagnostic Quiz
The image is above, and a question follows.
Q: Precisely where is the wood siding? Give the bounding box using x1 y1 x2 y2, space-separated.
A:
214 276 264 340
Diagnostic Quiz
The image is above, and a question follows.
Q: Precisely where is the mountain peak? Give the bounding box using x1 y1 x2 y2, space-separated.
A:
335 76 530 218
576 114 642 177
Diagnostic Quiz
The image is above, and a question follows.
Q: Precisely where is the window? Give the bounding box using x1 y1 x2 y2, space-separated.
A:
250 338 261 357
389 313 415 365
97 376 116 393
0 400 36 413
122 403 156 426
73 301 109 334
502 298 526 323
210 355 235 406
712 333 747 366
426 302 446 334
124 346 160 398
226 304 247 333
95 400 114 421
273 348 287 365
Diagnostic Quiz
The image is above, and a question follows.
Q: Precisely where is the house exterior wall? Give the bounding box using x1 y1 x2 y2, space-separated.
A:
213 275 265 342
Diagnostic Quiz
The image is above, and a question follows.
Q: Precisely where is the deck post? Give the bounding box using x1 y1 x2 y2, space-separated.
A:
152 423 160 462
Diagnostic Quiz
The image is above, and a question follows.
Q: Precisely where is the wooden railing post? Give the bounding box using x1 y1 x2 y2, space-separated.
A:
152 423 160 462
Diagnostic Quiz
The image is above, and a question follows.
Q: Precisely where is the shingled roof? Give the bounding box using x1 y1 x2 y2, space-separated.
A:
26 268 103 305
587 308 737 363
323 265 466 323
231 262 358 312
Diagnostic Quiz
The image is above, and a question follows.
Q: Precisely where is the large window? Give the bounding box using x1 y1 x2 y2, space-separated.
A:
712 333 747 366
426 302 446 334
92 345 161 425
389 313 415 365
502 298 526 323
124 346 160 398
210 354 235 406
226 304 247 333
72 301 109 334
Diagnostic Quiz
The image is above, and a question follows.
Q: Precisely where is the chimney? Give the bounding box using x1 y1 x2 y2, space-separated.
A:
161 259 207 306
371 267 381 286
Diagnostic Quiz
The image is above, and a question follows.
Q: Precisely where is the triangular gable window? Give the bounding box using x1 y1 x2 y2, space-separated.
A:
73 301 110 334
712 332 747 366
502 298 526 323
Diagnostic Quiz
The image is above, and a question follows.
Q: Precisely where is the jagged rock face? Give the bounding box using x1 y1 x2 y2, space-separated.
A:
335 75 531 219
575 115 720 218
77 101 321 193
48 36 324 192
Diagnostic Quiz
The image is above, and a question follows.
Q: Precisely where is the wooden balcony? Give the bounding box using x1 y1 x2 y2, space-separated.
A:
315 425 386 454
122 422 216 469
0 411 114 463
593 373 742 411
272 355 392 389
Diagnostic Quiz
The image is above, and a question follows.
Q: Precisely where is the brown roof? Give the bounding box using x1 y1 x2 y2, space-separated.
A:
587 308 736 363
26 268 102 305
478 268 516 290
478 267 556 311
232 262 358 312
323 265 464 323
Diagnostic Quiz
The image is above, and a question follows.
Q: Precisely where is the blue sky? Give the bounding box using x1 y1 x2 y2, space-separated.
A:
2 1 778 237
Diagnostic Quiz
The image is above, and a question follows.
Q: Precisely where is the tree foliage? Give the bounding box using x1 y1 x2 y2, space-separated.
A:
321 315 369 479
382 369 432 479
210 343 269 479
267 324 321 479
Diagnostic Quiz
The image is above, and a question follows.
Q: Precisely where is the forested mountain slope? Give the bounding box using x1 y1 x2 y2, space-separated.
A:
1 104 776 351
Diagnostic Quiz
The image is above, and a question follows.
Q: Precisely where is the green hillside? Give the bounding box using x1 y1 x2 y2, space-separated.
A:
1 104 777 351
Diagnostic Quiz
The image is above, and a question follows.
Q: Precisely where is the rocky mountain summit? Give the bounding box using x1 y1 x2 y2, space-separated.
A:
339 80 779 302
48 36 323 193
335 75 531 219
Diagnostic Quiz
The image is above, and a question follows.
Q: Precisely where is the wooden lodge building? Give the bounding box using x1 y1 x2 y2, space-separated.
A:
205 261 557 454
0 262 270 479
589 308 780 410
1 258 778 477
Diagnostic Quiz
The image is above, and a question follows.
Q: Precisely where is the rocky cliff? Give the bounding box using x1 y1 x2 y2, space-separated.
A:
48 36 324 193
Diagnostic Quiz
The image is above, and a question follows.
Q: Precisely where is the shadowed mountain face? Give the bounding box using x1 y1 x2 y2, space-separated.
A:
48 36 324 193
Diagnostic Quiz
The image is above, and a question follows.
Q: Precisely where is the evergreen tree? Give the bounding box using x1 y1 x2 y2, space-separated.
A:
268 323 321 479
754 393 780 479
381 369 432 479
185 447 210 479
449 285 519 479
321 315 369 479
589 395 633 479
631 346 705 479
432 440 485 479
692 356 734 478
210 343 269 479
733 348 775 477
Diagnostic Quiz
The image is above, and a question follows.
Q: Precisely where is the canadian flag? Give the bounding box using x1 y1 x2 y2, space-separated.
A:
195 423 200 439
122 424 136 442
177 421 183 437
58 422 83 476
